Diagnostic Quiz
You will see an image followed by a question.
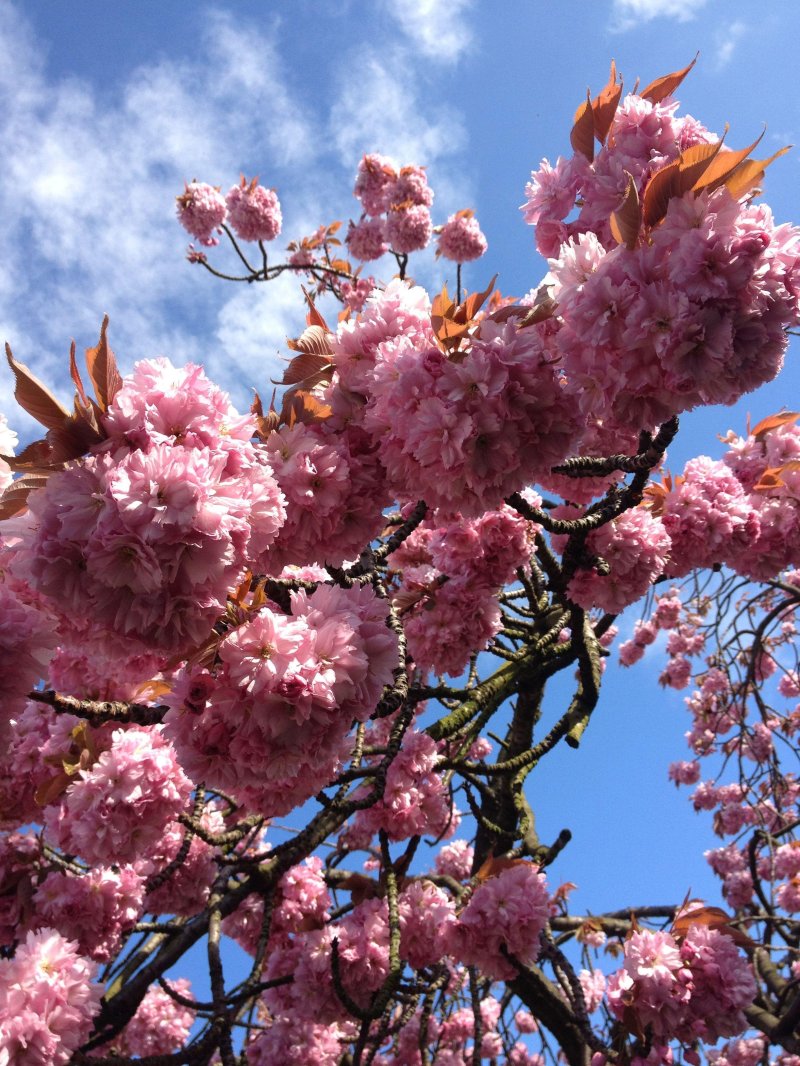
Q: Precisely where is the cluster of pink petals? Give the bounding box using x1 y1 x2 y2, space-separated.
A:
555 505 671 614
365 317 576 517
398 879 458 969
110 979 195 1057
176 181 227 245
246 1016 354 1066
452 862 550 980
165 583 397 815
0 584 55 736
348 157 438 261
388 503 537 676
721 418 800 579
659 457 760 578
140 804 226 917
524 92 800 430
31 864 144 963
607 924 755 1043
329 277 434 395
44 726 192 866
437 210 488 263
7 359 286 663
0 831 40 948
435 839 475 881
264 420 389 568
226 178 282 242
347 727 454 843
0 927 102 1065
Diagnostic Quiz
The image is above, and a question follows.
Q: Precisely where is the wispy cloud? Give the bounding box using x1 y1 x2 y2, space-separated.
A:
714 20 746 70
382 0 474 64
610 0 711 31
0 3 478 437
328 46 466 166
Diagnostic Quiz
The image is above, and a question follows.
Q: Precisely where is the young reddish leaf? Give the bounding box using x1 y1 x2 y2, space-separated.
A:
609 171 641 250
68 340 90 409
641 140 723 228
671 904 755 950
640 53 698 105
723 145 792 201
754 461 800 492
591 59 623 145
641 158 682 228
279 351 333 388
281 389 332 427
752 411 799 441
693 130 765 194
474 855 531 883
0 438 52 472
678 138 726 190
5 343 71 430
517 284 558 328
0 474 49 520
570 90 595 162
84 315 123 411
301 287 330 331
35 771 73 809
463 274 498 321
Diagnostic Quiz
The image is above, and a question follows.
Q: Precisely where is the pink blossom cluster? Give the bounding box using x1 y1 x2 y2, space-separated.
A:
721 417 800 579
109 979 195 1057
524 93 800 430
553 505 671 615
388 504 535 676
451 862 550 981
140 803 226 917
658 457 760 578
607 924 755 1045
345 726 455 843
226 176 282 242
177 177 282 245
165 582 398 815
364 315 577 517
0 928 102 1065
7 358 286 663
437 209 488 263
31 864 144 962
43 726 192 866
246 1016 354 1066
347 156 434 260
263 420 389 568
0 583 55 736
176 181 227 245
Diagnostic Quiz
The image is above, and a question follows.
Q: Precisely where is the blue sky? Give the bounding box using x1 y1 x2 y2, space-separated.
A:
2 0 800 917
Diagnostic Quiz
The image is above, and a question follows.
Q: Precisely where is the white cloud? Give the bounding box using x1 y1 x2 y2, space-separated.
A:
610 0 711 31
328 47 466 167
0 4 319 430
0 3 478 438
714 20 746 70
383 0 474 64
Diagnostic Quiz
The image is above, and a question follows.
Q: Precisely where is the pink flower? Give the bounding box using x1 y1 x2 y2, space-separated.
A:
226 177 282 242
385 203 433 254
0 928 102 1065
176 181 226 245
453 862 550 980
44 727 192 866
346 217 388 262
354 153 397 216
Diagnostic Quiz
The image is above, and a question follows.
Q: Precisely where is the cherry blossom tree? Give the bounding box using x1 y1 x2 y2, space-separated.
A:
3 58 800 1066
